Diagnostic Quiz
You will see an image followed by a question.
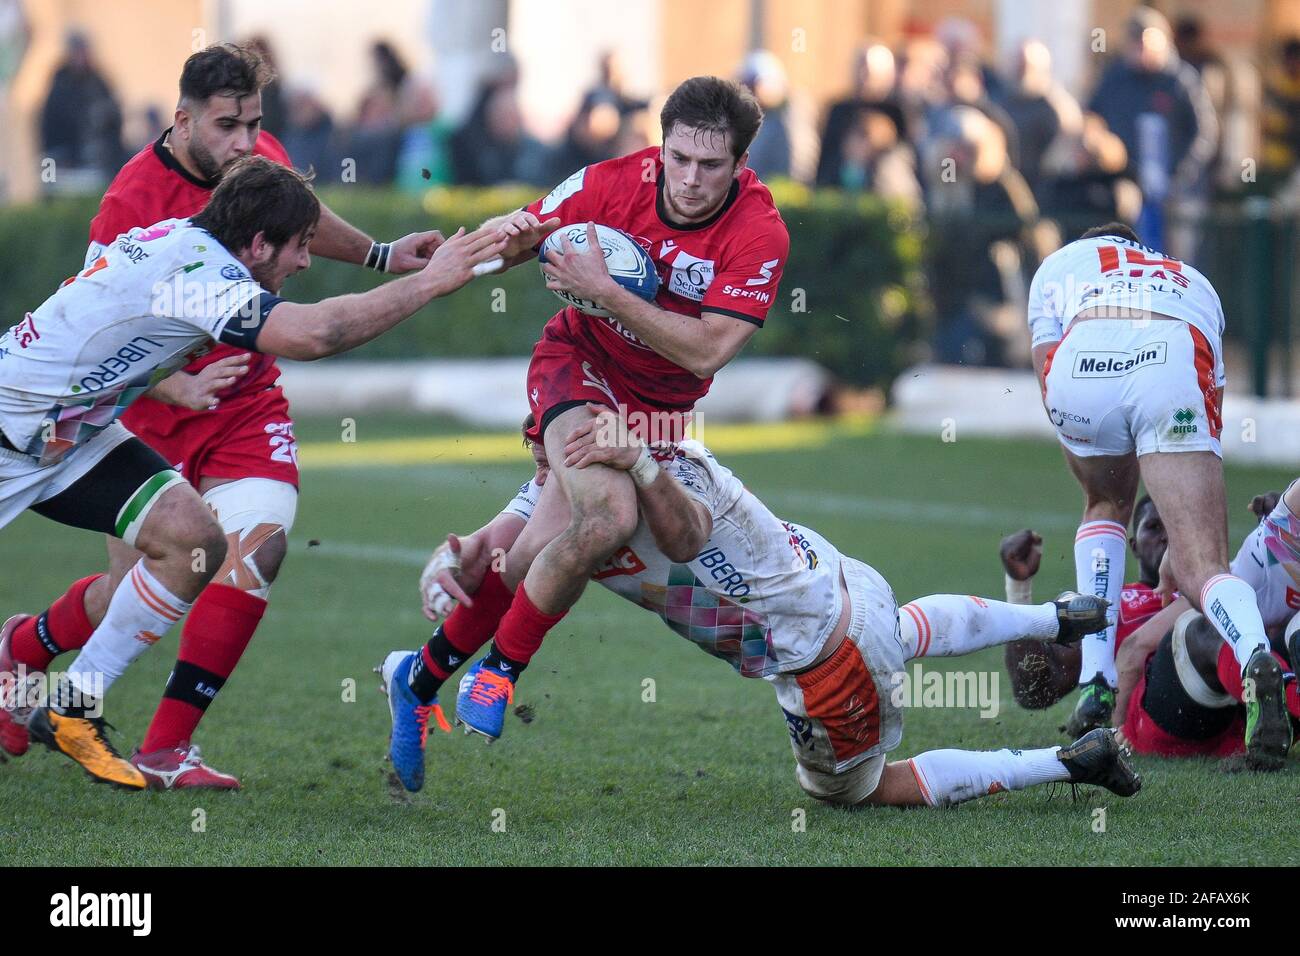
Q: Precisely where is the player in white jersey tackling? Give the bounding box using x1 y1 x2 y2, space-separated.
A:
0 157 504 787
1028 221 1291 768
379 406 1141 807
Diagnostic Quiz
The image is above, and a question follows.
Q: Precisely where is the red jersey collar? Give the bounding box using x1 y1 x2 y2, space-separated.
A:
655 167 741 231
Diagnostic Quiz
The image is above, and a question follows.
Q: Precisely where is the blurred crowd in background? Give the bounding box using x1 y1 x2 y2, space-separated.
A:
26 8 1300 366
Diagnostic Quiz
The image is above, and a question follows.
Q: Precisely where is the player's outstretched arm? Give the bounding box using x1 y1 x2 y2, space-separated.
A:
255 226 506 361
309 200 444 275
998 529 1078 709
562 404 712 561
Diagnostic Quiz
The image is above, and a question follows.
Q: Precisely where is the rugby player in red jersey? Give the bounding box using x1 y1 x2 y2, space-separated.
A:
999 493 1299 764
390 76 791 742
0 44 447 788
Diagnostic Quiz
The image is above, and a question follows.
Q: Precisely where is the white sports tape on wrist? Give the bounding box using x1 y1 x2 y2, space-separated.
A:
629 446 660 488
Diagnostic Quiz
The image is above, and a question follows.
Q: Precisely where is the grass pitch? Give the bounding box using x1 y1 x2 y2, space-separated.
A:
0 413 1294 866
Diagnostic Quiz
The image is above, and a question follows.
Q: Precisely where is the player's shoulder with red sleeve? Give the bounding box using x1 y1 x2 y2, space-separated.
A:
89 143 160 244
527 146 653 220
254 130 292 167
733 168 788 246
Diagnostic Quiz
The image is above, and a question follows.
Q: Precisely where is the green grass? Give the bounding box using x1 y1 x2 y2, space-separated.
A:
0 415 1294 866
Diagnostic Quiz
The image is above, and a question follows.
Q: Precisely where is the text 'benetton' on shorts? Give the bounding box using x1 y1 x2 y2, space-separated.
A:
1043 318 1223 458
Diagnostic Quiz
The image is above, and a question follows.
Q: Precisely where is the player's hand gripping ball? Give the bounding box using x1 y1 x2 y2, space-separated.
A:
539 223 659 317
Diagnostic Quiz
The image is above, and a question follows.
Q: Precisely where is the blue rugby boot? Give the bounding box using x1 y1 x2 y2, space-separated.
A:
455 659 515 741
376 651 449 792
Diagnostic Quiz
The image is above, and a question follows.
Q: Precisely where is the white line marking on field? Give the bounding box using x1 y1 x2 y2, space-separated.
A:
761 489 1079 531
300 492 1076 570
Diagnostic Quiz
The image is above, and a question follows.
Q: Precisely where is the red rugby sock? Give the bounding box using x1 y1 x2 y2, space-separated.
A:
141 584 265 753
1216 643 1300 718
493 585 566 666
1216 644 1244 700
443 569 515 655
9 574 103 670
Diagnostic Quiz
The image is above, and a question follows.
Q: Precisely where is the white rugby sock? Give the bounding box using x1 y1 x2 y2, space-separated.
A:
908 746 1069 807
1074 520 1127 688
65 563 190 701
1200 573 1270 672
900 595 1058 658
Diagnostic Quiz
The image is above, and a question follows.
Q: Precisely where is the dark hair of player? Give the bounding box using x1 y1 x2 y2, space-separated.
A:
179 42 275 107
192 156 320 253
659 76 763 163
1079 221 1141 244
521 413 535 448
1131 494 1155 532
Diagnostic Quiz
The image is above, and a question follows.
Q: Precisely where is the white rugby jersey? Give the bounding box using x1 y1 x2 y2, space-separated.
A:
1230 484 1300 631
1028 235 1225 359
502 441 845 677
0 219 279 461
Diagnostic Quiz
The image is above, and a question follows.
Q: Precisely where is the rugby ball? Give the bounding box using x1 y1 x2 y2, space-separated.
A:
539 223 659 317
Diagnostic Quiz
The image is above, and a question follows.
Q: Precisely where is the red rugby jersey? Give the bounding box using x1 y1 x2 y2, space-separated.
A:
524 146 789 409
88 128 293 400
1114 582 1164 651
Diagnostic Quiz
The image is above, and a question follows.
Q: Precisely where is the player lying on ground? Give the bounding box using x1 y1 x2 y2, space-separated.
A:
0 156 505 788
998 490 1299 765
406 76 791 739
379 406 1140 807
0 42 454 790
1028 221 1288 766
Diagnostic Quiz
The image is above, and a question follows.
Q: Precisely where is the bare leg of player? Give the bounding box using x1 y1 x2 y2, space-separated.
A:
1060 449 1140 736
500 477 571 591
25 483 225 787
61 485 225 699
1139 450 1291 766
524 404 639 612
450 404 640 739
127 476 293 788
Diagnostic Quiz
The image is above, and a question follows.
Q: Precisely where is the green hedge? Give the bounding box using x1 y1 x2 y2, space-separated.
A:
0 182 926 388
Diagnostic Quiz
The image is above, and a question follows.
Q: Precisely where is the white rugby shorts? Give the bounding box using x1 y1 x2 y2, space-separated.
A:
0 422 133 531
1043 318 1223 458
770 558 904 804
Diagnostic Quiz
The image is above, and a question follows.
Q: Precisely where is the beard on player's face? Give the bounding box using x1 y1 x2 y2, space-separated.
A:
247 234 311 294
187 135 225 181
